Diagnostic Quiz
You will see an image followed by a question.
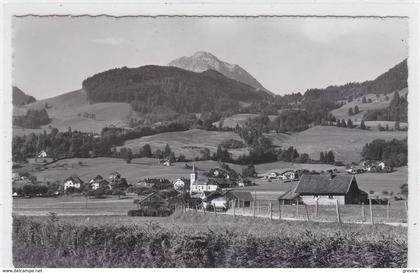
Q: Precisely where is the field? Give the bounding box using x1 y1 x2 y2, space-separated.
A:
14 157 243 185
330 88 408 124
13 89 140 135
268 125 407 163
119 129 250 160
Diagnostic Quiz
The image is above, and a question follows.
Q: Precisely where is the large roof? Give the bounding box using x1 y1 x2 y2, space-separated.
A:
278 189 300 200
227 191 253 201
295 174 356 195
65 174 83 184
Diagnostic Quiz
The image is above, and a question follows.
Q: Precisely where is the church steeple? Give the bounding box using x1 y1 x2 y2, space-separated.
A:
190 162 197 193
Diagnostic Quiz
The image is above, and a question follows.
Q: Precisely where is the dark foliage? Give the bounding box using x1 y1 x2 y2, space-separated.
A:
361 138 407 167
13 109 51 129
363 91 408 122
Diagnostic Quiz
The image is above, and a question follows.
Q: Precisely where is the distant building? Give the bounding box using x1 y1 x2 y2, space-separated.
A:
89 175 110 190
294 174 368 205
280 170 297 181
64 175 84 191
109 171 121 182
37 150 48 158
226 191 254 208
278 189 301 205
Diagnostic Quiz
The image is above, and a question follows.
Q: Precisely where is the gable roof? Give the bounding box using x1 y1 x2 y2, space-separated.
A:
135 192 166 204
90 175 104 183
65 174 83 184
295 174 356 195
227 191 253 201
278 189 300 200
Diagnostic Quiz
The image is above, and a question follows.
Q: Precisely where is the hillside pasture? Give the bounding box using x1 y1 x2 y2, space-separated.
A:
213 113 277 129
268 126 407 163
119 129 250 160
330 88 407 123
12 89 141 134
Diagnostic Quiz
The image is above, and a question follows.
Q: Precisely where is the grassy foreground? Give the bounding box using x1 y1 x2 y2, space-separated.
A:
13 213 407 268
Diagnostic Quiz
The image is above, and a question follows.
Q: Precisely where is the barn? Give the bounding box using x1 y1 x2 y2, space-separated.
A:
294 174 368 205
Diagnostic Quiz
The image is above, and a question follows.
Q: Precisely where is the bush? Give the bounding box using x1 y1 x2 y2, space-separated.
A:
12 217 407 268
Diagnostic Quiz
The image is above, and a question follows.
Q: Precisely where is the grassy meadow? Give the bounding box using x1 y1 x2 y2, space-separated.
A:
268 126 407 163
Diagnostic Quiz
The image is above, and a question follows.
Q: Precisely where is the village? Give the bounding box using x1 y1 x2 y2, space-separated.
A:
11 148 407 223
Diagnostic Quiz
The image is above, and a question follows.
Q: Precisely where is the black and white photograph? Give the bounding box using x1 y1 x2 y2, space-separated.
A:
1 2 420 269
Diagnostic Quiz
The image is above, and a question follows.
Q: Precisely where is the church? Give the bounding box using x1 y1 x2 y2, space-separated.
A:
189 163 219 194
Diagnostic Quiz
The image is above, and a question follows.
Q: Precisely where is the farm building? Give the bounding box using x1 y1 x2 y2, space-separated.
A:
294 174 368 205
226 191 253 208
109 171 121 182
278 189 301 205
89 175 110 190
63 175 84 191
280 170 297 181
134 192 170 209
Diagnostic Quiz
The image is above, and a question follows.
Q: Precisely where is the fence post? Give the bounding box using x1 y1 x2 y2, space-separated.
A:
233 199 236 217
386 202 390 219
214 206 217 217
296 199 299 219
304 204 310 221
253 200 256 218
335 199 341 224
315 198 318 217
369 198 374 225
269 201 273 220
405 201 408 214
362 203 365 221
257 200 260 215
278 201 281 220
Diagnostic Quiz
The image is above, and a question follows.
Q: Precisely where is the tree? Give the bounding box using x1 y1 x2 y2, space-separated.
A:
242 164 256 177
347 119 354 128
164 144 172 158
326 151 335 163
400 184 408 197
395 120 401 131
320 152 325 163
362 96 367 103
354 105 359 114
341 119 347 128
360 120 367 130
348 107 353 116
336 119 341 127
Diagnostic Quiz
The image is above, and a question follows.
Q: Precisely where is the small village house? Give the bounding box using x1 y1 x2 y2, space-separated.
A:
280 170 297 181
134 191 170 210
278 189 301 205
189 163 219 193
89 175 110 190
63 174 84 191
109 171 121 182
173 178 186 191
294 174 368 205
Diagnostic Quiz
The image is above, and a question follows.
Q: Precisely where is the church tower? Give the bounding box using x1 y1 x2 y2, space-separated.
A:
190 162 197 192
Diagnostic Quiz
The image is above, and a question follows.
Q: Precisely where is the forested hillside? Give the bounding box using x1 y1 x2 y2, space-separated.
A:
82 66 270 114
302 59 407 102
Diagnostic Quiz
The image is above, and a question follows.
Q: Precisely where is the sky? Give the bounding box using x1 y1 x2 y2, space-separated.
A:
12 16 408 99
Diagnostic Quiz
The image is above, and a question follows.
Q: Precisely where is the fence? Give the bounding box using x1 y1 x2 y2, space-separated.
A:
192 199 408 224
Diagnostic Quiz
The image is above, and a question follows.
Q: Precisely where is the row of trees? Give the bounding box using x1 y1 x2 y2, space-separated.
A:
361 138 407 167
13 109 51 129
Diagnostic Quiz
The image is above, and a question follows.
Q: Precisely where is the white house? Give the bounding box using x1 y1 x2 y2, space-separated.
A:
64 175 84 191
37 150 48 158
174 178 186 191
280 170 296 180
378 161 386 170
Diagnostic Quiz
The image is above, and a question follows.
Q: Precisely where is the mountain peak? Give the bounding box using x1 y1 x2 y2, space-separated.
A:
168 51 273 95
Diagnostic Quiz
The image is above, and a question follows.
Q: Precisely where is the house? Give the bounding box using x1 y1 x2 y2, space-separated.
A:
280 170 297 181
267 172 279 179
63 175 84 191
378 161 386 170
189 163 219 193
162 160 171 167
89 175 110 190
201 191 229 211
294 174 368 205
37 150 48 158
173 178 186 191
12 172 20 181
226 191 254 208
134 191 170 209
